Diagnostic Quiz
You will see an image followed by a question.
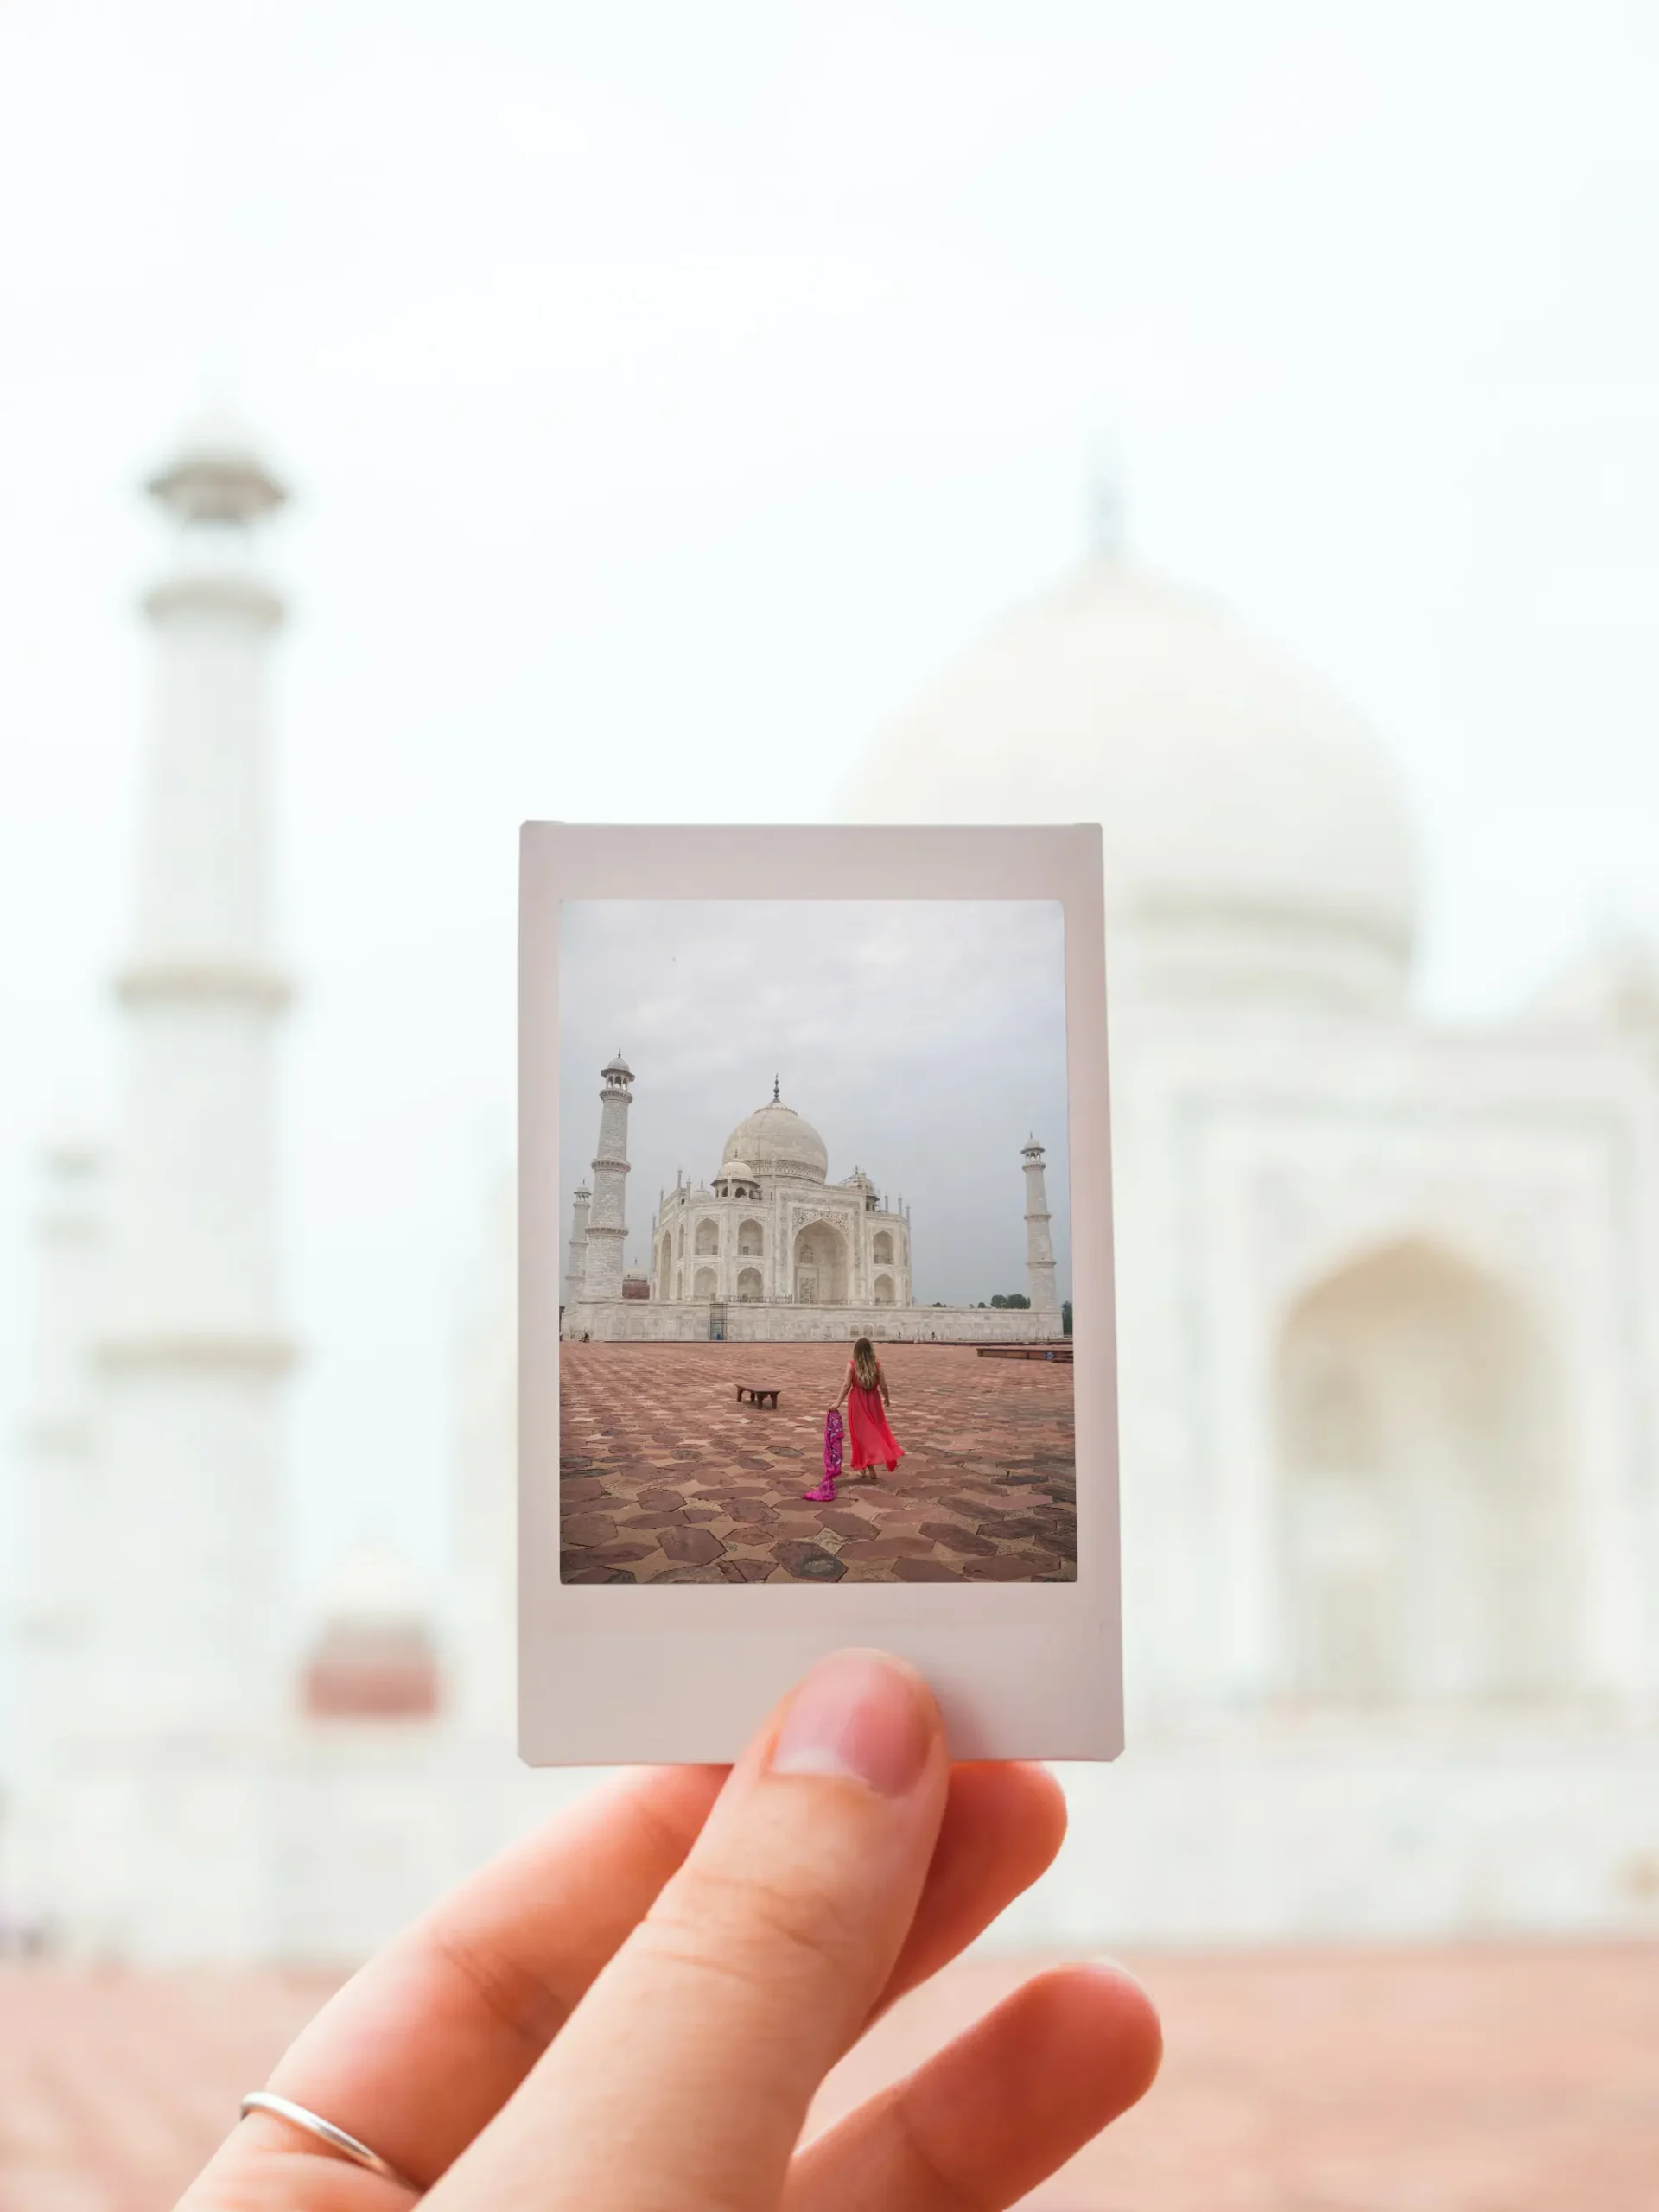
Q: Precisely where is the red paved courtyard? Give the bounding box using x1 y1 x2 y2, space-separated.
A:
559 1340 1077 1583
5 1943 1656 2209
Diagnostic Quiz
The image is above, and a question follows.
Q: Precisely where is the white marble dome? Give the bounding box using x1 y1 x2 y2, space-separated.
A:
722 1099 829 1183
844 556 1420 1007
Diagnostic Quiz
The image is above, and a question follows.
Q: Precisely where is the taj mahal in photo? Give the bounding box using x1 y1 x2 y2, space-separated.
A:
5 417 1659 1964
561 1061 1059 1343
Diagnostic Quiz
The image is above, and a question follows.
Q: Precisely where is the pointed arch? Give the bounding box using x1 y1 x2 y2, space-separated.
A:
1274 1236 1569 1705
792 1221 847 1305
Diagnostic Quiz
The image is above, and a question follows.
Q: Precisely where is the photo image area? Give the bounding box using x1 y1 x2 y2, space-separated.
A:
558 899 1076 1586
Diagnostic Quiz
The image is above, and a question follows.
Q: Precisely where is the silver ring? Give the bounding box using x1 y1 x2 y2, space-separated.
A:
239 2092 418 2190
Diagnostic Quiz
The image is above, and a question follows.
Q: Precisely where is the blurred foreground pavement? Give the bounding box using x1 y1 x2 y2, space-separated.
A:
2 1942 1656 2209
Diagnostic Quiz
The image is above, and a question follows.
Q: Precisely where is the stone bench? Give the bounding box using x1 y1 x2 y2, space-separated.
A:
735 1383 782 1408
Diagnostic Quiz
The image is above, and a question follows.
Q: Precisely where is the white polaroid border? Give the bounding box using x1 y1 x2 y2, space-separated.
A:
519 823 1120 1764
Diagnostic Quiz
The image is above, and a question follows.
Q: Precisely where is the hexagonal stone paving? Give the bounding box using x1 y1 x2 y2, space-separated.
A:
559 1341 1076 1585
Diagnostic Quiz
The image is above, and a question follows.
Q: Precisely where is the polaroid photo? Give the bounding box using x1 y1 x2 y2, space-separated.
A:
518 823 1119 1763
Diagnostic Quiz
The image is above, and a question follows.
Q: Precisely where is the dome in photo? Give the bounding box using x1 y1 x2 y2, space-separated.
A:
843 552 1420 1008
721 1097 830 1183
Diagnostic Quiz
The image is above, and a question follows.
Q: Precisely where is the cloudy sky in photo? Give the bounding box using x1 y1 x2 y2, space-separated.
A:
560 900 1070 1306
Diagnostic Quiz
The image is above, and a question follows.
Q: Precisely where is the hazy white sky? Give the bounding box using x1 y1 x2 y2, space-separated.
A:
3 1 1657 1621
558 901 1070 1306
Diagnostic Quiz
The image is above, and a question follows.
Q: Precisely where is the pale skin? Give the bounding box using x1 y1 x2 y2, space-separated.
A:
179 1649 1161 2212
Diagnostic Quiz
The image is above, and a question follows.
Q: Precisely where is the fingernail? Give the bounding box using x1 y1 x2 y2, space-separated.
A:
772 1649 934 1798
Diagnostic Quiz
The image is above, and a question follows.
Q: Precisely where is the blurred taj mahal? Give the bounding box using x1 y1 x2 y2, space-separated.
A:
5 422 1658 1961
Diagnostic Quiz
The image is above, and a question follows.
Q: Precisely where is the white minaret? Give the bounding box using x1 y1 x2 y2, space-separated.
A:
75 423 297 1955
564 1182 592 1306
1021 1137 1060 1314
6 1141 106 1927
583 1053 633 1300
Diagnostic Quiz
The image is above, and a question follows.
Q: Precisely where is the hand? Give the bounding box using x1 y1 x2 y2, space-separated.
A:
181 1650 1160 2210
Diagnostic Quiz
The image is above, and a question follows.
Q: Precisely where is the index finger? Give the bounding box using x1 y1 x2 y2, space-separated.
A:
428 1650 950 2212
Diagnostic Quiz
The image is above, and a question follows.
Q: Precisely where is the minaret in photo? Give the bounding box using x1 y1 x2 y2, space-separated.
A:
564 1181 591 1306
80 421 298 1953
1021 1137 1060 1313
583 1053 633 1299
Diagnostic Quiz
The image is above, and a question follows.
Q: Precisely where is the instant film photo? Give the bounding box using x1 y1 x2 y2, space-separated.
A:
519 824 1120 1763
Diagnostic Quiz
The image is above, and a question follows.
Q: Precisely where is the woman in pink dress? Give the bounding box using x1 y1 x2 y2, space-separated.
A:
830 1337 904 1481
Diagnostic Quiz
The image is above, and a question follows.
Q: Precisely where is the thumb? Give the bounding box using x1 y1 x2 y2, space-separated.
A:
430 1649 948 2212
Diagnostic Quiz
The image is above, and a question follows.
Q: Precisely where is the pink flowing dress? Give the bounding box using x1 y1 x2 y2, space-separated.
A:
846 1365 903 1471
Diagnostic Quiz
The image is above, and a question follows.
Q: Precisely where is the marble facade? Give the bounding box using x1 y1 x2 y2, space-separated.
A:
560 1066 1061 1344
10 420 1659 1961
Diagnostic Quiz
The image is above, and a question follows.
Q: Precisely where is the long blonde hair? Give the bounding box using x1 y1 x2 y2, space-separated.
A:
851 1337 879 1391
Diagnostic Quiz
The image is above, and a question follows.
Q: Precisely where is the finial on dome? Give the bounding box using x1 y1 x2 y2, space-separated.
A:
772 1074 780 1103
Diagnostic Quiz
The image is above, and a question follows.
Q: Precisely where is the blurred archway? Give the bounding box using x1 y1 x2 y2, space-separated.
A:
1275 1239 1569 1705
